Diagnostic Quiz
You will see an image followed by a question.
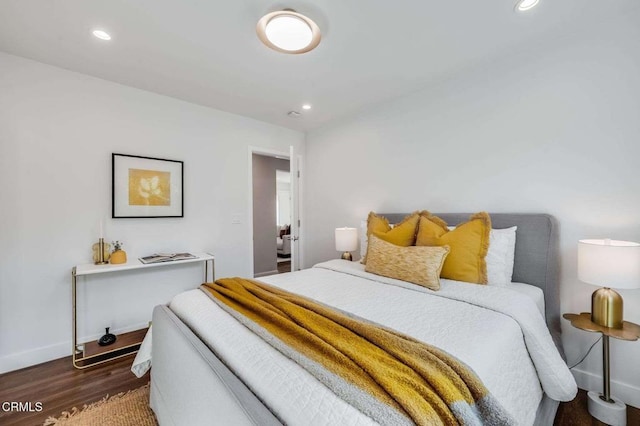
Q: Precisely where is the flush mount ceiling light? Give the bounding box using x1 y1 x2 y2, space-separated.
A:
92 29 111 40
257 10 321 54
302 104 312 110
515 0 540 12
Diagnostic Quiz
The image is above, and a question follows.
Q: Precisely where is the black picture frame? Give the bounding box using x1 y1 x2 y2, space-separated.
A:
112 153 184 218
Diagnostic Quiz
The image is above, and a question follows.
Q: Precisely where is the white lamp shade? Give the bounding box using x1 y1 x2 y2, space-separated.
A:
335 227 358 252
578 239 640 289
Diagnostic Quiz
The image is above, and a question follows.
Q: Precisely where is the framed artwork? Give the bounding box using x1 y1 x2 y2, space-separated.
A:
112 153 184 218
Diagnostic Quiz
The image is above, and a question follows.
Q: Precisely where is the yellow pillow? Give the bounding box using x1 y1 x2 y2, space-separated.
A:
363 212 420 263
365 235 449 290
416 212 491 284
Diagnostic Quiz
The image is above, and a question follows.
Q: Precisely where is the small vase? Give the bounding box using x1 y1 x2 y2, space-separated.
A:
92 242 111 264
110 250 127 264
98 327 117 346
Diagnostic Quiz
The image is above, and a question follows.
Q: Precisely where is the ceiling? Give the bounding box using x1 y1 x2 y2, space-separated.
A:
0 1 637 132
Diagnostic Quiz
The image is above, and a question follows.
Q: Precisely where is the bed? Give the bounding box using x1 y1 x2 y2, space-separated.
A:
148 213 577 425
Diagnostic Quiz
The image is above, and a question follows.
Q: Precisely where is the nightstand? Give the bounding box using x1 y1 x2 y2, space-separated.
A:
563 312 640 426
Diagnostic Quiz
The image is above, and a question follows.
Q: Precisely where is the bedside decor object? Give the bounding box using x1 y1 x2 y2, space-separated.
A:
110 241 127 264
564 312 640 425
578 239 640 329
335 227 358 261
112 153 184 218
92 238 111 265
98 327 117 346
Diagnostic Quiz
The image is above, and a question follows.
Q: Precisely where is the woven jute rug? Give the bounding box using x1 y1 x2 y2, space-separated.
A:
43 384 158 426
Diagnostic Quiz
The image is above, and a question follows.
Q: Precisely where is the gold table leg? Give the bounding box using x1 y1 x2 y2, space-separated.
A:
601 335 611 403
587 334 626 425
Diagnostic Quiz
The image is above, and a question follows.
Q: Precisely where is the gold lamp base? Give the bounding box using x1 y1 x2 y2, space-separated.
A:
340 252 353 261
591 287 623 329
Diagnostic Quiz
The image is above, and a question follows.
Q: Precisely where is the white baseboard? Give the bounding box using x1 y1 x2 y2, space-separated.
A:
572 368 640 409
0 341 70 374
0 322 149 374
254 270 278 278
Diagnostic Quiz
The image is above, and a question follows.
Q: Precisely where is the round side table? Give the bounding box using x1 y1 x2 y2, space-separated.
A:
564 312 640 426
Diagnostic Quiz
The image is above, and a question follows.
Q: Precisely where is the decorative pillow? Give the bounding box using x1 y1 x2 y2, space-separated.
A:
360 220 397 259
362 212 420 263
364 235 449 290
447 225 518 286
416 212 491 284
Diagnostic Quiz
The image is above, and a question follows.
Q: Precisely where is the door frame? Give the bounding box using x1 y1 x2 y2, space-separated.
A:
247 146 301 277
293 151 304 270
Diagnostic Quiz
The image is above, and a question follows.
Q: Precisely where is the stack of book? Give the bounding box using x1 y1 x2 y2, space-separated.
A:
139 253 196 264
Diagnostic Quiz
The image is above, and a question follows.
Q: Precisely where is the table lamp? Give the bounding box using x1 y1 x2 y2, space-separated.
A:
335 227 358 261
578 239 640 329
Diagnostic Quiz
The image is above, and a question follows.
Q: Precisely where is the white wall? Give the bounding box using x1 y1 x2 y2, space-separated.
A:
304 12 640 406
0 52 304 373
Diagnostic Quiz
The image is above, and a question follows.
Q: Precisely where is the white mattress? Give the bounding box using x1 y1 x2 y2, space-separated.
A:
169 260 575 426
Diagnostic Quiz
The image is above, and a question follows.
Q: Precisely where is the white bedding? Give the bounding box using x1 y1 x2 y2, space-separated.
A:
131 325 152 378
169 260 576 426
508 282 545 317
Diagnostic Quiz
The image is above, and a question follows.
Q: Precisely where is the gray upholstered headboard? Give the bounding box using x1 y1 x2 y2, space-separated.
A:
381 213 562 353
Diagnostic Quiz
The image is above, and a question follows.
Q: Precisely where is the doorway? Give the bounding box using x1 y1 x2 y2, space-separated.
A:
276 169 291 273
249 146 301 278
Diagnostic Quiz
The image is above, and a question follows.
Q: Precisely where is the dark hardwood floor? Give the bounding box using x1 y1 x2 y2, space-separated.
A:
554 389 640 426
277 260 291 273
1 353 639 426
0 354 149 426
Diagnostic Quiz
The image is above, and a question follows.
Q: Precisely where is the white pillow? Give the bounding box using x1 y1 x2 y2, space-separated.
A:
486 227 517 286
360 219 368 258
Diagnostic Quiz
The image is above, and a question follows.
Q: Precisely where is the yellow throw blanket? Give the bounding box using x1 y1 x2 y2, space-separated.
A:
201 278 514 426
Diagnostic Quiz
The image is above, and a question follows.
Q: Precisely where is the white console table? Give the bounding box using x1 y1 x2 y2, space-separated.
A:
71 252 214 369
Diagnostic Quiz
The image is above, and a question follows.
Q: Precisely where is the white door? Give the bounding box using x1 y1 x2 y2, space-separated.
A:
289 145 300 271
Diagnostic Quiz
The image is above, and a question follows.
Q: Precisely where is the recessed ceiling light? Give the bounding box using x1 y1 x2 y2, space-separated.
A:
92 30 111 41
257 10 321 54
515 0 539 12
302 104 312 110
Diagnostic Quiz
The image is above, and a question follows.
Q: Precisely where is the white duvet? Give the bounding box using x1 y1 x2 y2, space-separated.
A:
168 260 577 426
